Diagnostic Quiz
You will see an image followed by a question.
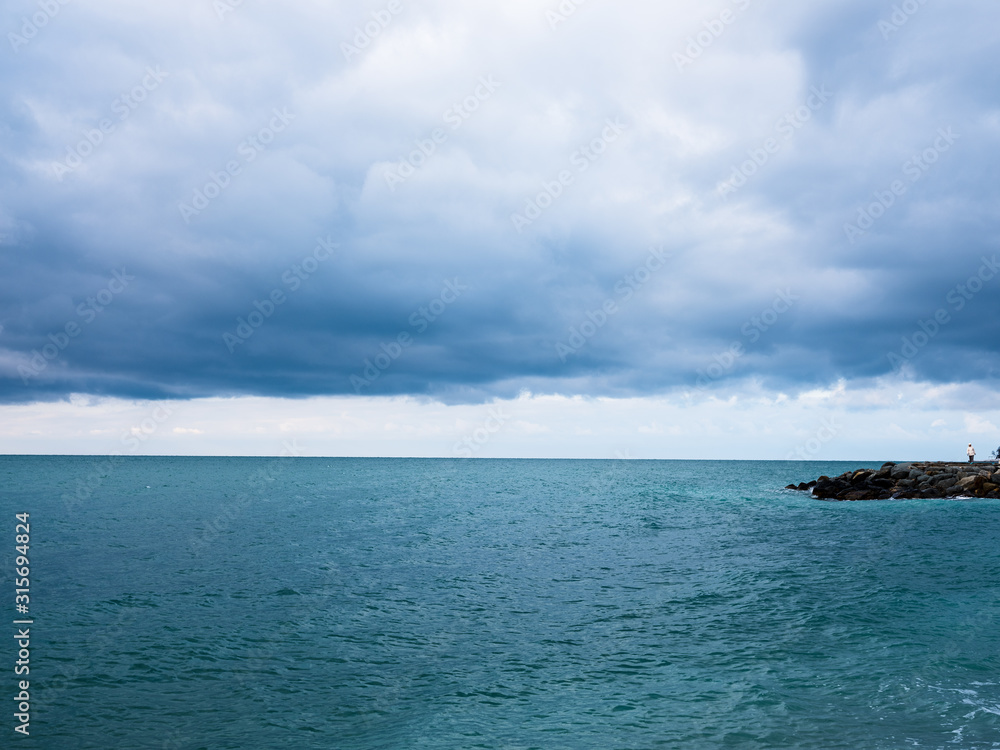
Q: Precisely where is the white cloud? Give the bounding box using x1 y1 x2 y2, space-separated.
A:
964 414 997 434
0 377 997 459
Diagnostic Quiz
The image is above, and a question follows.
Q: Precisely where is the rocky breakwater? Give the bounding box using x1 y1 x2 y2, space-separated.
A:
786 462 1000 501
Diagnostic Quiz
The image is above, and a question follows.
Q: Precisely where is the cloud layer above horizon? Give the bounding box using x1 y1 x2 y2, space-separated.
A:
1 0 998 406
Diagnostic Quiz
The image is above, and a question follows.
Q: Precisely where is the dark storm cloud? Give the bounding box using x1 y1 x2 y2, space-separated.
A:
1 0 998 404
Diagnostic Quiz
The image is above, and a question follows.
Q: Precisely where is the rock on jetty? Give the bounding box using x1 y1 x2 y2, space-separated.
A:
786 462 1000 500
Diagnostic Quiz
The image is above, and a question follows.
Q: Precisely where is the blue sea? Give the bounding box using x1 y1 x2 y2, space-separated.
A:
3 457 1000 749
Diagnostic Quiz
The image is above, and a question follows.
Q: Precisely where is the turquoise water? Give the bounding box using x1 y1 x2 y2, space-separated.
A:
2 457 1000 749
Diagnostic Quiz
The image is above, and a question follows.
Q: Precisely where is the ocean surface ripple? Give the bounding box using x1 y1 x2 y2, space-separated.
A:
3 457 999 749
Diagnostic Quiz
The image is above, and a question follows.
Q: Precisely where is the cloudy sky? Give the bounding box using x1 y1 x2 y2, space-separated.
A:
1 0 998 458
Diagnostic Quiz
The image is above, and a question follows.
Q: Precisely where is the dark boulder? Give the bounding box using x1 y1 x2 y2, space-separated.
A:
934 474 957 487
813 480 848 499
957 476 984 494
844 489 877 501
850 470 874 484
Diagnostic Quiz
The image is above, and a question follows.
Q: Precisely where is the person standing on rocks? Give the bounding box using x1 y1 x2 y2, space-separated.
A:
967 443 976 463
